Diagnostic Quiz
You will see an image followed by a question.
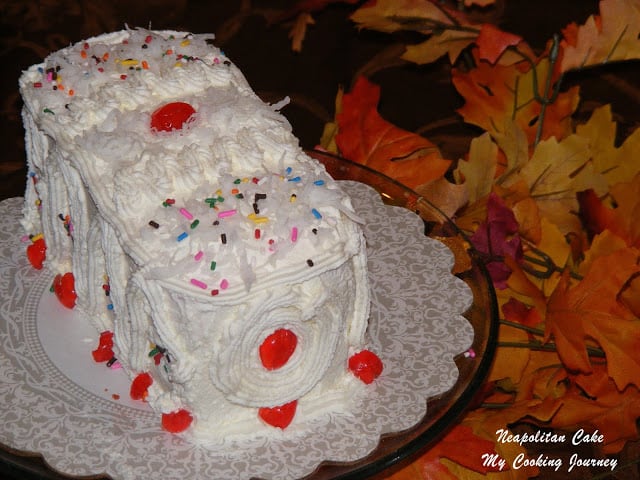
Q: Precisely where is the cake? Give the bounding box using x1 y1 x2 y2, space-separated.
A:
19 28 382 441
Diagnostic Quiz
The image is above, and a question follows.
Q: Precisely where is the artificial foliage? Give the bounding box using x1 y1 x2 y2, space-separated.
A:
277 0 640 478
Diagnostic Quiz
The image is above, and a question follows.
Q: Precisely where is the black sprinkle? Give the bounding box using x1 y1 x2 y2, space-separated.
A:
221 233 227 244
213 220 220 226
148 220 160 229
306 259 314 267
254 193 267 202
58 213 65 221
252 203 260 214
106 357 118 367
312 228 318 235
205 38 216 45
223 60 231 66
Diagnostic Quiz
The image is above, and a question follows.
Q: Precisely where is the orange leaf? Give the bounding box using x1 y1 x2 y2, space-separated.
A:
475 24 523 64
386 425 507 479
545 247 640 390
453 50 579 146
552 365 640 454
560 0 640 72
335 76 450 189
578 173 640 248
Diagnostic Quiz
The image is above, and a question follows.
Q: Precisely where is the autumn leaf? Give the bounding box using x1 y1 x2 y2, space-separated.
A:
551 365 640 454
453 49 580 146
475 24 523 65
578 172 640 248
334 76 451 189
454 132 498 204
288 12 315 52
351 0 480 65
488 321 531 384
415 177 469 220
560 0 640 72
350 0 463 34
545 247 640 390
387 424 506 480
270 0 359 24
507 134 607 236
575 104 640 187
403 29 478 65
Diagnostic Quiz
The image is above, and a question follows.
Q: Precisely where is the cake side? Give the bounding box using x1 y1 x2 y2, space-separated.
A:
19 28 381 440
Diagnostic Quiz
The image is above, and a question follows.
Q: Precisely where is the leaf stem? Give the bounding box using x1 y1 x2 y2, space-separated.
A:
500 319 545 336
498 341 606 358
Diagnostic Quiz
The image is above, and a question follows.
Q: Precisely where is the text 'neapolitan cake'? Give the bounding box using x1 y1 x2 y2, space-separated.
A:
19 28 383 441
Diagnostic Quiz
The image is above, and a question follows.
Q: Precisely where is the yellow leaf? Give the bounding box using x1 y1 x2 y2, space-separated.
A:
509 135 607 235
455 133 498 204
319 86 344 152
560 0 640 72
575 104 640 187
289 12 315 52
350 0 454 34
403 29 477 64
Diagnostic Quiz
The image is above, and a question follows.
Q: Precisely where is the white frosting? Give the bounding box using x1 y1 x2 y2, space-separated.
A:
19 28 372 441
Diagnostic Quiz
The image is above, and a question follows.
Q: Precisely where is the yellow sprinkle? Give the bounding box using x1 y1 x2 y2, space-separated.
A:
290 194 297 203
180 39 191 47
215 189 222 196
248 213 269 224
31 233 44 242
242 177 249 183
121 59 139 66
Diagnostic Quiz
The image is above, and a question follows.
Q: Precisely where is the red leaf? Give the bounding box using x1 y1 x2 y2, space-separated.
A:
476 23 523 64
335 76 450 189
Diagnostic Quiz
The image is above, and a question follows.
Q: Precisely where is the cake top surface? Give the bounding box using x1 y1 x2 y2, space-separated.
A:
20 28 363 300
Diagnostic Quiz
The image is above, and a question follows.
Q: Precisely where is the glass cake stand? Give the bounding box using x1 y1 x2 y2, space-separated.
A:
306 150 499 479
0 152 498 480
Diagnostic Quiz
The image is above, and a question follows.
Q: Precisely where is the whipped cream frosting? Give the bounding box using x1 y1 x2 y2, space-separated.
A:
19 28 372 440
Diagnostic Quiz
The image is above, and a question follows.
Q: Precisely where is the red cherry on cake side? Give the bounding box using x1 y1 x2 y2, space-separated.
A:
258 400 297 429
349 350 383 384
130 372 153 401
26 237 47 270
259 328 298 370
161 408 193 433
150 102 196 132
53 272 77 309
92 330 115 362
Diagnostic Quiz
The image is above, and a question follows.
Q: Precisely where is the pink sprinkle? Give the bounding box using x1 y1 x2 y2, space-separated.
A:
20 235 31 243
109 361 122 370
46 71 53 82
220 279 229 290
194 251 204 261
291 226 298 243
179 208 194 220
217 209 237 219
191 279 207 289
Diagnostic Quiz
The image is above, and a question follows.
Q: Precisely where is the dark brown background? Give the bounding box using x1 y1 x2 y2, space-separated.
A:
1 1 640 479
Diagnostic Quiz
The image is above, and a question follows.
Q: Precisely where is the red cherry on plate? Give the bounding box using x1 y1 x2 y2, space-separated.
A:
161 409 193 433
26 237 47 270
258 400 297 429
150 102 196 132
259 328 298 370
349 350 383 384
53 272 77 309
130 372 153 401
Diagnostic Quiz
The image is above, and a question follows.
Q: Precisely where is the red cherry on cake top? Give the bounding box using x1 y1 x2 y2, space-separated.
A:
259 328 298 370
348 349 383 384
53 272 77 309
150 101 196 132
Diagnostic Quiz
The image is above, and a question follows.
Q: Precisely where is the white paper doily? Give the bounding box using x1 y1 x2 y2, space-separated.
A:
0 181 473 480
